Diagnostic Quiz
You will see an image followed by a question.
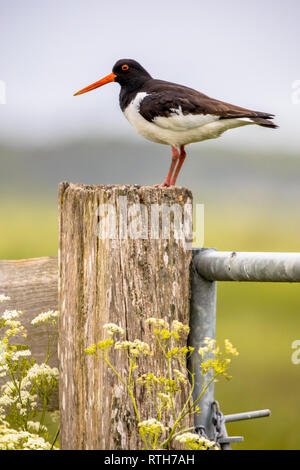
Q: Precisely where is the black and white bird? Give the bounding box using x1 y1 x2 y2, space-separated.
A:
74 59 278 187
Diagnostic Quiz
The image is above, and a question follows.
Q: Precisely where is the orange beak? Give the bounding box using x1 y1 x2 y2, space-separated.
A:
74 72 116 96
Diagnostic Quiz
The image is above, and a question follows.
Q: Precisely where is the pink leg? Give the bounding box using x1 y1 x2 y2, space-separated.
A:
154 146 179 187
170 145 186 186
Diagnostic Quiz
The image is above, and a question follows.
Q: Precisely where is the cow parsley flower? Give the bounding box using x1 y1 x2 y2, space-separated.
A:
25 363 59 383
27 420 47 435
173 369 188 384
10 350 31 361
31 310 59 326
103 323 124 336
115 339 152 357
224 339 239 357
1 310 22 321
175 432 219 450
138 418 168 436
172 320 190 336
0 424 52 450
0 297 59 450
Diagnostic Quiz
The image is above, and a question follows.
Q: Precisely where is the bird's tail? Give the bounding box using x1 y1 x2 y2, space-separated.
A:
250 116 278 129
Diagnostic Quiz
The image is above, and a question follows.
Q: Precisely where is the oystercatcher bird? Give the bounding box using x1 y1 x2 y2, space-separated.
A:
74 59 278 187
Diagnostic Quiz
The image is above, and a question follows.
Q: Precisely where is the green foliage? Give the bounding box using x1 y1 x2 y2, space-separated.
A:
0 197 57 260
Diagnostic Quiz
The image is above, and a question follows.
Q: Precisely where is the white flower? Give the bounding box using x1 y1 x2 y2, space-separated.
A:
203 337 216 348
0 340 7 358
0 347 32 363
10 350 31 361
25 363 59 383
23 436 51 450
224 339 239 357
27 421 47 435
0 424 52 450
198 346 209 358
175 432 218 450
31 310 59 326
0 295 10 303
103 323 124 336
1 310 23 321
0 395 15 407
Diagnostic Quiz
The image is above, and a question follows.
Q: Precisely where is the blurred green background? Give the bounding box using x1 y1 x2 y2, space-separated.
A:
1 139 300 450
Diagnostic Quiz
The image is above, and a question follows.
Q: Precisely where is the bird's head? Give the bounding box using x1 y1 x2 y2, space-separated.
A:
74 59 151 96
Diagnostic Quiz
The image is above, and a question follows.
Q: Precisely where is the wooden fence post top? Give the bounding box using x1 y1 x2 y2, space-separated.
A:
59 181 193 199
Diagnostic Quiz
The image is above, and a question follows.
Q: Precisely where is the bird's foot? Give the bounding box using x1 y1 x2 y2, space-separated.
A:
154 181 172 188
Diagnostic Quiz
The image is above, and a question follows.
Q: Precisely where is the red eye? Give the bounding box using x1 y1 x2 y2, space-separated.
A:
122 64 129 71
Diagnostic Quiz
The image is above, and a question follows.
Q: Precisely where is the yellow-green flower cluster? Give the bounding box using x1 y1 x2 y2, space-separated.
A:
172 320 190 336
84 343 97 355
84 316 238 451
157 392 172 409
138 418 169 447
85 340 115 355
115 339 152 357
198 337 239 380
137 373 179 394
0 310 26 339
136 373 161 391
224 339 239 356
173 369 188 385
146 318 190 342
85 323 125 356
138 417 168 433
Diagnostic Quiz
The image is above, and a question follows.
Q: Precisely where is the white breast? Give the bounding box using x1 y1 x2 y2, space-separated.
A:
123 92 169 145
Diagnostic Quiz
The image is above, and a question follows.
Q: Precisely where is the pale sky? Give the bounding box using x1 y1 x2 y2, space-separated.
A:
0 0 299 151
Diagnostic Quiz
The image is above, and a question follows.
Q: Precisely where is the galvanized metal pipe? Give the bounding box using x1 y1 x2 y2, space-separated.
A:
194 249 300 282
188 249 217 439
225 409 271 423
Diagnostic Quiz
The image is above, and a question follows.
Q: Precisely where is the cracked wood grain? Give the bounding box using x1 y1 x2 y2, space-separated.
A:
59 183 193 450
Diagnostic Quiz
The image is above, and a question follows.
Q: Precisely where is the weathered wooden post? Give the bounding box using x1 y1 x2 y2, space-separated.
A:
58 183 193 450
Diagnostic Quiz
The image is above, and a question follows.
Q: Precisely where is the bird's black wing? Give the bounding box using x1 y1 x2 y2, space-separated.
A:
139 80 277 128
